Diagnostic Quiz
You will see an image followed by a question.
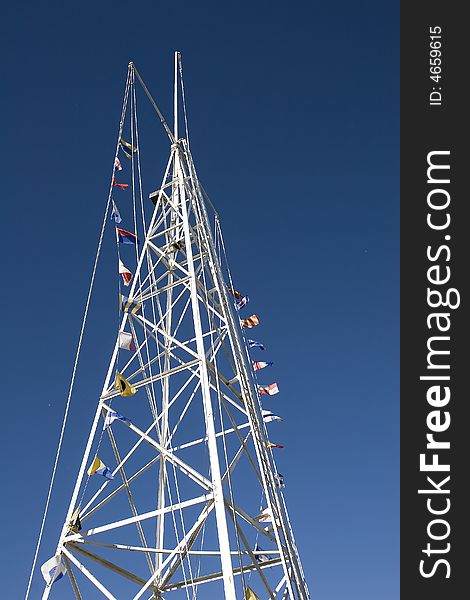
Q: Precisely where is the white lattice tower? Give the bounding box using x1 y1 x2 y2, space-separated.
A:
40 56 310 600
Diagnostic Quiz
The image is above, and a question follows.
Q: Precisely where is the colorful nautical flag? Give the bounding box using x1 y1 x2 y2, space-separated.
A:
115 371 137 396
241 315 259 329
253 361 273 372
120 295 142 315
275 472 285 488
111 200 122 223
103 410 130 430
258 383 279 396
245 587 260 600
116 228 138 245
69 508 82 533
227 286 243 300
120 138 137 157
119 259 133 286
267 441 284 449
262 409 282 423
248 339 265 350
236 296 249 310
119 331 135 351
41 556 66 585
254 543 271 563
256 507 272 523
114 156 122 171
112 177 129 190
87 456 114 480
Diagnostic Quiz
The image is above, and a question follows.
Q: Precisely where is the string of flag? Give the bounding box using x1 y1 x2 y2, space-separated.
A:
111 144 140 361
40 108 145 590
231 283 290 576
90 145 139 486
228 284 285 456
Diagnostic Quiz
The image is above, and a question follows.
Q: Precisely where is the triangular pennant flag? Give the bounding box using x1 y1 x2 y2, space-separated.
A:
120 138 137 152
245 587 260 600
69 508 82 534
114 156 122 171
111 200 122 224
262 409 282 423
253 361 273 372
119 259 133 286
103 410 130 430
119 331 135 351
116 227 138 245
112 177 128 190
87 456 114 479
41 556 66 585
115 371 137 396
120 295 142 315
241 315 259 328
248 339 265 350
254 543 271 563
267 441 284 449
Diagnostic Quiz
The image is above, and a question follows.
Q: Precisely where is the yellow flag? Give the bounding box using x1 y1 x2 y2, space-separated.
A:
87 456 114 479
88 456 105 476
120 138 137 154
115 371 137 396
69 508 82 533
245 587 260 600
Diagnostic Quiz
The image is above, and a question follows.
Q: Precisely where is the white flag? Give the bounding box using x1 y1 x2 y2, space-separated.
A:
119 331 135 351
41 556 66 585
114 156 122 171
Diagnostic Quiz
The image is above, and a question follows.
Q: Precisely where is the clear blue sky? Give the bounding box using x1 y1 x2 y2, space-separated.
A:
1 1 398 598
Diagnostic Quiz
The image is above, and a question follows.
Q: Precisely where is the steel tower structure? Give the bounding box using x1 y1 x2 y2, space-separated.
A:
38 55 309 600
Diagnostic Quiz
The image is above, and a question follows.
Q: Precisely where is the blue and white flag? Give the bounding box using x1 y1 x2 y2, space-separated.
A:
254 543 271 563
41 556 66 585
103 410 130 430
262 409 282 423
275 472 285 488
248 339 265 350
111 200 122 224
88 456 114 480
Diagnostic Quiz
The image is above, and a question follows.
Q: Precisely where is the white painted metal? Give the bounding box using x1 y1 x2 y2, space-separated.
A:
176 145 236 600
39 58 310 599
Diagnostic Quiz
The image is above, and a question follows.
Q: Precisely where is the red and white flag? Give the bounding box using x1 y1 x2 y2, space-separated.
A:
114 157 123 171
241 315 259 329
253 361 273 372
119 259 133 286
267 441 284 449
256 508 272 523
258 383 279 396
119 331 135 352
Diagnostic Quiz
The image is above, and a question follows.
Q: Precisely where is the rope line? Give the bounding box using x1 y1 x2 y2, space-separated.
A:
24 66 132 600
